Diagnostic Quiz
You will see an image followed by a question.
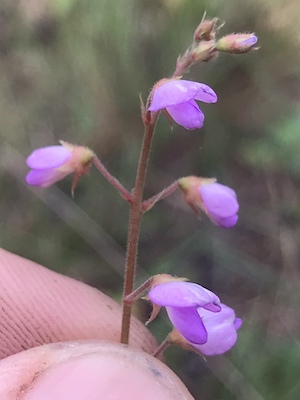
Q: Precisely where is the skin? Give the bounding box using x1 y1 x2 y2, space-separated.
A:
0 248 194 399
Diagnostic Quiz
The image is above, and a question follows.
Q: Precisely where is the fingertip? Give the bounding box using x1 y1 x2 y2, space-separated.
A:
0 248 158 358
0 341 194 400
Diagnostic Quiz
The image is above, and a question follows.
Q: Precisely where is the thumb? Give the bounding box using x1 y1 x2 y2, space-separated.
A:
0 341 194 400
0 248 157 359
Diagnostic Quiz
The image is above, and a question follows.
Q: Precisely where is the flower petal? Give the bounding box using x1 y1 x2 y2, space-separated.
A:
210 214 238 228
149 80 217 111
167 100 204 130
26 169 71 188
193 303 240 356
167 306 208 344
193 84 218 103
26 146 72 170
235 318 243 330
148 281 220 308
199 183 239 218
202 302 221 312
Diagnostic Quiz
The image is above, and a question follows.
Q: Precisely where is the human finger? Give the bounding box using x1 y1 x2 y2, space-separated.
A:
0 340 194 400
0 248 157 359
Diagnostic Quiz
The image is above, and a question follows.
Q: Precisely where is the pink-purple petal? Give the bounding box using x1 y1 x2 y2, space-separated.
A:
199 183 239 218
26 146 72 170
149 80 217 112
148 282 220 308
202 303 221 312
26 169 70 188
211 214 239 228
235 318 243 330
167 306 208 344
240 36 258 47
167 100 204 130
193 83 218 103
193 303 239 356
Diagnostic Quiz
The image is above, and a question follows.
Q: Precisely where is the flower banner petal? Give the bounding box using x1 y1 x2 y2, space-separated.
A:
149 282 219 308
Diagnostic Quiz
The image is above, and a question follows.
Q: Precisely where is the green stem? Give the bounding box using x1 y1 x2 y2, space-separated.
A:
120 113 158 344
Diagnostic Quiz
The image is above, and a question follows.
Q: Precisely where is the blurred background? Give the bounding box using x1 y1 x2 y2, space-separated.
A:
0 0 299 398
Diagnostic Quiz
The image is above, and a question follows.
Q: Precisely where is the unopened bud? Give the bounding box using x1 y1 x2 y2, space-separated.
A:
178 176 239 228
178 176 215 213
216 33 258 54
26 141 94 190
194 18 218 41
192 40 217 62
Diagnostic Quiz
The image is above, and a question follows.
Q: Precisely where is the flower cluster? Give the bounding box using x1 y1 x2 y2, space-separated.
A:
24 16 255 360
148 280 242 356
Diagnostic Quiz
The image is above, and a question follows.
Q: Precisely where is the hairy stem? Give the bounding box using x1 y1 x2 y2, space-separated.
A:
153 336 171 358
173 49 195 78
93 156 132 202
142 181 179 212
123 277 153 306
120 113 158 344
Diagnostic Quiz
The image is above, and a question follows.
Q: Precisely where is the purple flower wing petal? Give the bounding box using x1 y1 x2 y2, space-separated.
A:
193 303 239 356
149 80 217 111
167 306 208 344
148 282 220 308
199 183 239 218
26 146 71 170
167 100 204 130
26 169 70 188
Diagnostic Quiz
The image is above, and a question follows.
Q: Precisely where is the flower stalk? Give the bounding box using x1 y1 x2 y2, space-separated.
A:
152 335 171 358
92 156 132 202
120 112 159 344
142 181 179 212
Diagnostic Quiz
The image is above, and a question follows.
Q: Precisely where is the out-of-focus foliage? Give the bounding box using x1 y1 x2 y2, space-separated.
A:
0 0 299 399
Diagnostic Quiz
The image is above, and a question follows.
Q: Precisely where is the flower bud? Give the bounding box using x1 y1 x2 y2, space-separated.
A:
194 18 218 42
192 40 217 62
26 141 94 190
216 33 258 54
178 176 239 228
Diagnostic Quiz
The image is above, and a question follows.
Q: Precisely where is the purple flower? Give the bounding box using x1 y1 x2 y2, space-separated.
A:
26 143 94 188
148 79 217 130
199 182 239 228
178 177 239 228
148 281 242 356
